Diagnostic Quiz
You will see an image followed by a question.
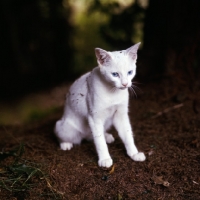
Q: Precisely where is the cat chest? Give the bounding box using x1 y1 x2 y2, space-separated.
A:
108 105 117 114
102 105 118 119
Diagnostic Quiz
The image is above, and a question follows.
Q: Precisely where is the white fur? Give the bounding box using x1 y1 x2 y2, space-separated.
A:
55 43 146 168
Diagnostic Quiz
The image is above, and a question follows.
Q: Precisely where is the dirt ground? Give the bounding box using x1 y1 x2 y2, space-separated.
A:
0 78 200 200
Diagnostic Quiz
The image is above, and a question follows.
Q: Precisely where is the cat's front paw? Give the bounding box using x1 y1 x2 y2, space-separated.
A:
60 142 73 150
131 152 146 162
98 158 113 168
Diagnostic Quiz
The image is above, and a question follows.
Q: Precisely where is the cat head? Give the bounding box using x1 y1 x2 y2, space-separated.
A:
95 43 140 90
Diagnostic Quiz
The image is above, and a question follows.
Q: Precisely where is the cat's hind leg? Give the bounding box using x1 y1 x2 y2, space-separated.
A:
54 119 82 150
105 133 115 144
104 119 115 144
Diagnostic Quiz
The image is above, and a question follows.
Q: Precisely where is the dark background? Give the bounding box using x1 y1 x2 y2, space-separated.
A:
1 0 200 100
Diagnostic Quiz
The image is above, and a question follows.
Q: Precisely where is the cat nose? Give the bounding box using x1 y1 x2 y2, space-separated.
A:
122 83 128 87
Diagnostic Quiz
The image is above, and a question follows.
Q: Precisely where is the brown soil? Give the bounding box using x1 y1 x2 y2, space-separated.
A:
0 78 200 200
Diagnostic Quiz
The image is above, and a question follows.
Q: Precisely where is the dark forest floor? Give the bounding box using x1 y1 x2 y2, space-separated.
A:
0 78 200 200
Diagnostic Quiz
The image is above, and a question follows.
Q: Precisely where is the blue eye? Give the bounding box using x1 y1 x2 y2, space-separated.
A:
128 70 133 75
112 72 119 77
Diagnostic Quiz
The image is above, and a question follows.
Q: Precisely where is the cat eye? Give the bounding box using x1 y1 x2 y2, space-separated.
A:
112 72 119 77
128 70 133 75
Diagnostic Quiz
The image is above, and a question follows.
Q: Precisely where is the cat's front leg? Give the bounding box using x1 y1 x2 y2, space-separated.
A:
88 116 113 168
113 107 146 162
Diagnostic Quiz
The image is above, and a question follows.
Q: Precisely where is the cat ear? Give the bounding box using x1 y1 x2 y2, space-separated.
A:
126 42 141 61
95 48 112 66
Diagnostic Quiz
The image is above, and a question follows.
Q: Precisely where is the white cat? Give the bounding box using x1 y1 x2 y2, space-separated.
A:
55 43 146 168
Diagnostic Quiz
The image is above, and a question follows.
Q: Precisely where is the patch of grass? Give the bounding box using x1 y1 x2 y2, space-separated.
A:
0 143 63 199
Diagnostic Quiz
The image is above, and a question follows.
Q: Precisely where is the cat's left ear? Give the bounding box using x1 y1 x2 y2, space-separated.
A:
126 42 141 61
95 48 112 67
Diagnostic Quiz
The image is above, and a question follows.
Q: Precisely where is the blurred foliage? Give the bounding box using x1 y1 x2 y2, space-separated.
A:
27 107 59 123
0 104 56 125
67 0 111 75
69 0 146 74
0 93 62 125
89 0 145 49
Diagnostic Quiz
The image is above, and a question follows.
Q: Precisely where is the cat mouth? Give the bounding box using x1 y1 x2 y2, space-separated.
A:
119 87 128 90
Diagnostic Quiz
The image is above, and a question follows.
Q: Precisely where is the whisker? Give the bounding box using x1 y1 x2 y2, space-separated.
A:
132 84 142 93
132 81 143 85
129 86 137 98
128 88 134 98
131 82 143 94
131 87 137 98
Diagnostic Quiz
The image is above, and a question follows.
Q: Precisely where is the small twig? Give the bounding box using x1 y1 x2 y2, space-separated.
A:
151 103 184 119
44 177 64 196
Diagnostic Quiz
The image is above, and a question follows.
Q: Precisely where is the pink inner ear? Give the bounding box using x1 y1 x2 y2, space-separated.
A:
126 43 140 61
128 52 137 60
95 48 111 66
99 54 107 65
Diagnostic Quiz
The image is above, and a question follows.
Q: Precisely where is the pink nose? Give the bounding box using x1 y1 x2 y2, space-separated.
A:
122 83 128 87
